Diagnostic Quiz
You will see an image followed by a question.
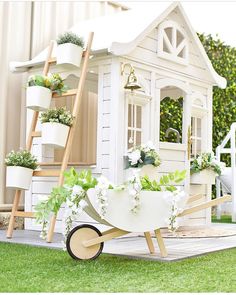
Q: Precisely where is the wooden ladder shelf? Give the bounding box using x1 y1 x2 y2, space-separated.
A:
7 32 94 243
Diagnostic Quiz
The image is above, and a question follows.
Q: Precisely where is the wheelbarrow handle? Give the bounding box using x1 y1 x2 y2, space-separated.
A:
178 195 232 218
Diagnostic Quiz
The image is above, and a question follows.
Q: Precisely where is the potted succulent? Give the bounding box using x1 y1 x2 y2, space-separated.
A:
124 141 161 180
40 107 73 149
26 73 68 111
5 150 38 190
190 152 226 185
56 32 84 68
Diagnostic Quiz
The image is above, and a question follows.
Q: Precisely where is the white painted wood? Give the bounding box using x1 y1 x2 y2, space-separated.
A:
87 188 187 232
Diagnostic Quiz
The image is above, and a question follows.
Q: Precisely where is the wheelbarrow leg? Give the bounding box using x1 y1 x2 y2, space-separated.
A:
154 229 167 258
144 232 155 254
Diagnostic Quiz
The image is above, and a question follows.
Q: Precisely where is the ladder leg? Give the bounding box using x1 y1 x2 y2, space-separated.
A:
47 214 57 243
6 190 21 238
154 229 167 258
144 232 155 254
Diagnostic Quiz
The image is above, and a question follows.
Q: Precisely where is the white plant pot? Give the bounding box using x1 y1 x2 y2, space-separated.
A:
26 86 52 111
124 164 159 181
6 166 33 190
41 122 70 149
56 43 83 68
190 169 217 185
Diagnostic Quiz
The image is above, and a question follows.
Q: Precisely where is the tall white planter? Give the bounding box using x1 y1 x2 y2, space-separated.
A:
6 166 33 190
41 122 70 149
124 164 159 180
26 86 52 111
190 169 217 185
56 43 83 68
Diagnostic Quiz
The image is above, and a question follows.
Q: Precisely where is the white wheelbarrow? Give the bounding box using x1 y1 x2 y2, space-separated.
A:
66 189 231 260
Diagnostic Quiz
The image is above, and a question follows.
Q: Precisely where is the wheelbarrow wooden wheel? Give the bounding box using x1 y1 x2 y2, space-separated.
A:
66 224 104 260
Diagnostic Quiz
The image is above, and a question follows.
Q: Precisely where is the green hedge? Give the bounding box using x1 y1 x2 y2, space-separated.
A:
198 33 236 166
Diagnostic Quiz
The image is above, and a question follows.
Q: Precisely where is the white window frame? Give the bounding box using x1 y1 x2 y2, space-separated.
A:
157 20 189 65
124 92 151 152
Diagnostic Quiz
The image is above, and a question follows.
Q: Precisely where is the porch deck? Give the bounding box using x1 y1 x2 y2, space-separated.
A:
1 223 236 261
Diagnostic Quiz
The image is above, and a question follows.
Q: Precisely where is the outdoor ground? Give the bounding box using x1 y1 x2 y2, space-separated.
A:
0 242 236 293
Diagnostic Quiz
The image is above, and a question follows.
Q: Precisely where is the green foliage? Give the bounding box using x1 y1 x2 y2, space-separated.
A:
35 168 98 223
57 32 84 48
190 152 225 175
140 170 186 192
160 97 183 143
40 107 73 126
198 33 236 166
27 73 68 95
5 150 38 170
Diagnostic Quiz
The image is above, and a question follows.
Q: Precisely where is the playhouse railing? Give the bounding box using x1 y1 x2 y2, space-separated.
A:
216 122 236 221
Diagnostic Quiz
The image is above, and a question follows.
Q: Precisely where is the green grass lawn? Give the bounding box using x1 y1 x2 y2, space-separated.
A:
0 242 236 292
212 214 236 224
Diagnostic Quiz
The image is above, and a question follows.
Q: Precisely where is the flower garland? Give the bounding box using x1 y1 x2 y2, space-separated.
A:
127 170 142 213
95 176 111 219
61 185 87 248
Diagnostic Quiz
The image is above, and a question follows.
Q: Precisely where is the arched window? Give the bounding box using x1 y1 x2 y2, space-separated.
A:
157 20 189 65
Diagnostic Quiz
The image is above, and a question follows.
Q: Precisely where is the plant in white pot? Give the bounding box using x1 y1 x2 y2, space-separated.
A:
5 150 38 190
56 32 84 68
190 152 226 185
124 141 161 180
40 107 73 149
26 73 68 111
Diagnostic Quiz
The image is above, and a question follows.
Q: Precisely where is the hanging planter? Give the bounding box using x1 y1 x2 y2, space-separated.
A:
26 74 68 111
190 169 217 185
5 150 38 190
41 122 70 149
56 32 84 68
124 141 161 180
40 107 73 149
26 85 52 111
190 152 225 185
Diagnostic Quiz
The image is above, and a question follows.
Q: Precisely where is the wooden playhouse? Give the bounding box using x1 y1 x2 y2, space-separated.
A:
10 2 226 233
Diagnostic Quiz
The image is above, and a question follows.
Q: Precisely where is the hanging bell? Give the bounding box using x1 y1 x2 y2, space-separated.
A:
124 69 142 91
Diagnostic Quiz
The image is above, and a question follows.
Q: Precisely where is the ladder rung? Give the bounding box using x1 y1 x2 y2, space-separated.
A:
38 162 96 167
33 170 61 177
31 131 42 137
53 89 77 98
14 211 35 218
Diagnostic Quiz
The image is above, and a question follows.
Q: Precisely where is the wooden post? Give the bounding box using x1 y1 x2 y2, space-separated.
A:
6 190 21 238
154 229 167 258
144 232 155 254
47 33 94 243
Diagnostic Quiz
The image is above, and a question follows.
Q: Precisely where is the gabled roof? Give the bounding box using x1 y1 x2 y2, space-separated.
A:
10 1 226 88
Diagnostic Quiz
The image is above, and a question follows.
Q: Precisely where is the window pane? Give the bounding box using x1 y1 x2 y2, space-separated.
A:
197 118 201 137
136 106 142 128
127 130 133 149
197 139 201 154
136 131 142 146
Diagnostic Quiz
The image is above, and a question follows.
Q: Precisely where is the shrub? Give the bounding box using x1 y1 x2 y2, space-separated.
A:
27 73 68 95
5 150 38 170
57 32 84 48
40 107 73 127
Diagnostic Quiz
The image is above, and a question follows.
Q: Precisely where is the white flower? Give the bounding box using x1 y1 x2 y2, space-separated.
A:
141 141 155 152
128 150 141 165
72 185 83 195
197 157 202 166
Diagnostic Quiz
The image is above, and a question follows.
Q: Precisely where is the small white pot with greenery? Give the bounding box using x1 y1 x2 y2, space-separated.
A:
5 150 38 190
26 73 67 111
56 32 84 68
124 141 161 180
190 152 226 185
40 107 73 149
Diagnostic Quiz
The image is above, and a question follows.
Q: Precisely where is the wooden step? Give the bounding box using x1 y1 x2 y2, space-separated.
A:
33 170 61 177
31 131 42 137
14 211 35 218
53 89 77 98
